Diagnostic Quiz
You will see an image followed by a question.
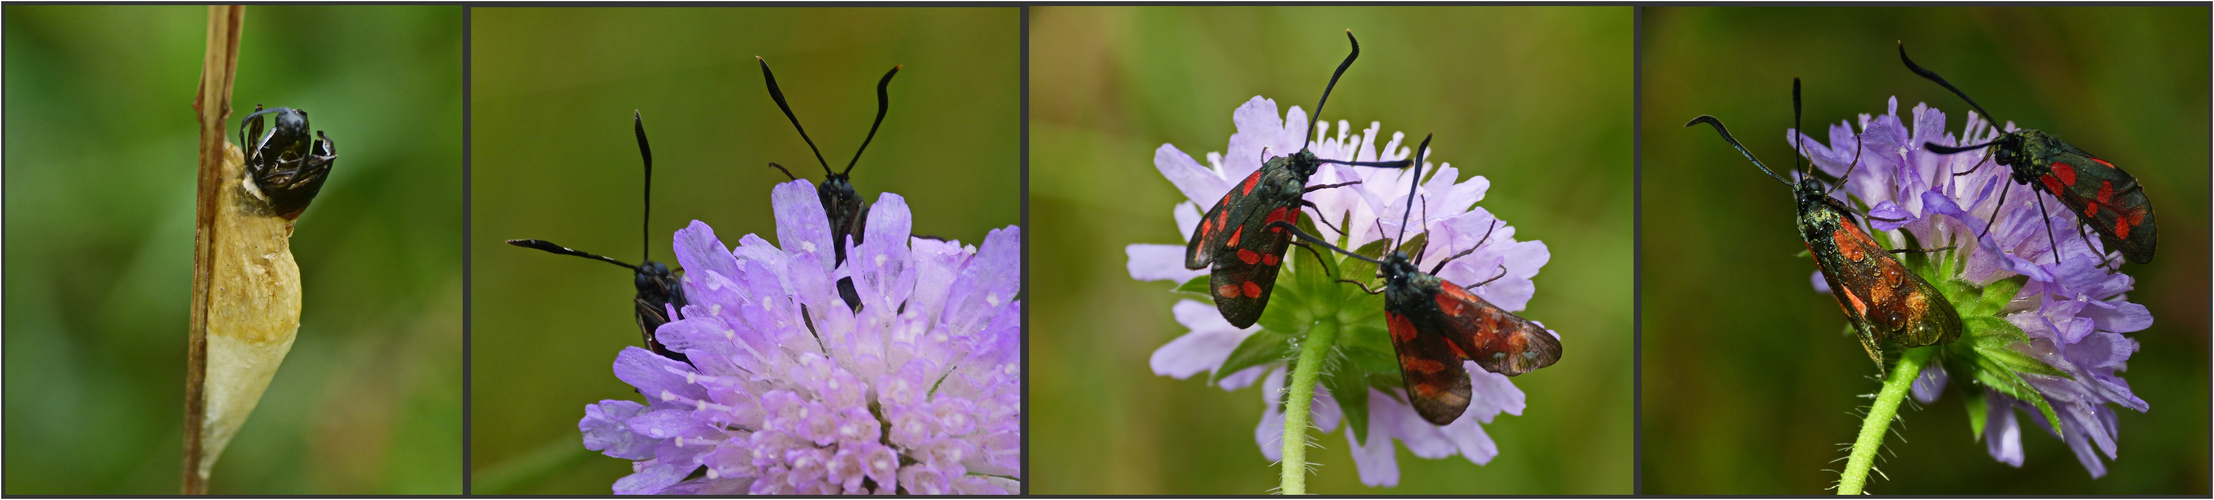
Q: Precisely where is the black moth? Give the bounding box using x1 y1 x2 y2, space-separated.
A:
1271 134 1563 425
509 112 689 364
758 57 900 312
1185 30 1415 328
238 104 336 220
1899 42 2157 266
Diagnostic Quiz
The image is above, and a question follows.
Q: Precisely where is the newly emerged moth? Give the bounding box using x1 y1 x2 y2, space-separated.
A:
1271 134 1562 425
196 104 335 479
1900 42 2157 265
1186 31 1415 328
758 57 900 311
508 112 689 363
1688 79 1962 376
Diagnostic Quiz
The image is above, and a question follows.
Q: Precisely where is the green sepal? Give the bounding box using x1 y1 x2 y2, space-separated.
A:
1968 276 2028 317
1964 386 1989 440
1963 349 2066 434
1322 356 1372 443
1174 275 1211 298
1212 327 1296 385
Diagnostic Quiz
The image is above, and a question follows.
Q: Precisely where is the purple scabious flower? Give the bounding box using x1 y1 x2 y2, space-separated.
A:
580 180 1021 494
1791 98 2150 478
1128 96 1552 487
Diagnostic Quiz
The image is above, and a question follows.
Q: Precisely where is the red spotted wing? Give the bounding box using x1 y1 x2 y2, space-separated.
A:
1183 31 1412 328
1272 133 1563 425
1688 78 1961 376
1902 43 2156 264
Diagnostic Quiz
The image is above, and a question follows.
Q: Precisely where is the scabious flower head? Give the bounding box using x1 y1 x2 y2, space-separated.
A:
1791 98 2150 478
1127 96 1553 487
581 180 1021 494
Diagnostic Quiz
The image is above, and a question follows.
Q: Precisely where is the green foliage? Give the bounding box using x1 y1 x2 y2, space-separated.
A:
4 5 462 494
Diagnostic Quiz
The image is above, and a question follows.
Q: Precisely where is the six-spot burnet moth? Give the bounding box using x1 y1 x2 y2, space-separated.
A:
1900 42 2157 266
1688 79 1962 376
1185 30 1416 329
1266 133 1563 426
758 57 901 312
508 112 690 364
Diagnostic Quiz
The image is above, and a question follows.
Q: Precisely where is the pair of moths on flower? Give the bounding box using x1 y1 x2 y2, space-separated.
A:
1177 32 1563 427
1690 43 2157 374
1687 43 2157 477
515 59 1019 494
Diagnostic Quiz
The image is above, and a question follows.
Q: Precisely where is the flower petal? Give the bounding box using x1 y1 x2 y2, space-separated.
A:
1127 244 1203 283
772 180 835 272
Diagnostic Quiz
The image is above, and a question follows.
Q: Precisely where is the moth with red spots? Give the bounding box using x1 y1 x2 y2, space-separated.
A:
759 57 902 310
1688 79 1962 376
509 112 690 364
1186 30 1415 328
1271 134 1563 426
1901 42 2157 265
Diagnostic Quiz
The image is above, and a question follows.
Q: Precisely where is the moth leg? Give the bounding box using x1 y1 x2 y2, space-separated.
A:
768 162 800 181
1334 278 1382 295
1887 245 1954 254
1468 265 1510 288
1301 201 1349 236
1303 181 1362 193
1853 322 1888 379
1289 241 1343 279
2077 222 2117 272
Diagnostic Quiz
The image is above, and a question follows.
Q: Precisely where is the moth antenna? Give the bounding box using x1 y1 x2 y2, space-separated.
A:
1688 115 1792 187
1927 140 1999 155
1822 129 1866 198
759 56 834 177
635 110 653 262
1268 220 1383 266
1899 41 2001 126
843 64 900 176
1393 134 1435 255
1306 30 1358 151
1316 158 1414 169
1794 78 1807 178
508 239 637 270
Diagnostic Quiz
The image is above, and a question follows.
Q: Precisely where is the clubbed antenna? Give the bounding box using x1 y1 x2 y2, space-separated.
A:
1687 115 1791 187
760 56 834 178
634 110 653 262
843 65 900 176
1393 134 1435 252
1306 30 1359 151
1898 41 2000 127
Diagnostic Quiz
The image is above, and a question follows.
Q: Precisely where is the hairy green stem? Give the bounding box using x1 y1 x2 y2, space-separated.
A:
1838 346 1934 495
1280 321 1339 495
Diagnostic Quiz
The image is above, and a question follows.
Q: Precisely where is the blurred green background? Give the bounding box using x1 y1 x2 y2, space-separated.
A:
467 8 1019 494
1641 6 2209 495
3 5 462 495
1031 7 1632 494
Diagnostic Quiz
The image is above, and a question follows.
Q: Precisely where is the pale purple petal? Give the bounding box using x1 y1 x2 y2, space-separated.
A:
1127 244 1203 283
1155 144 1228 207
1150 300 1254 379
771 180 834 272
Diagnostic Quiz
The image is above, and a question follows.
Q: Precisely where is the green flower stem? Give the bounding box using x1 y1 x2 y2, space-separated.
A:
1838 346 1935 495
1280 320 1339 495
